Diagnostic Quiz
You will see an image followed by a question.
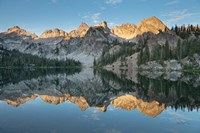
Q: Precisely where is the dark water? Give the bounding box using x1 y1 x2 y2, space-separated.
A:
0 68 200 133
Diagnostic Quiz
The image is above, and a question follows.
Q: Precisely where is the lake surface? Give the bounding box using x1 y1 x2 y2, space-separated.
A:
0 68 200 133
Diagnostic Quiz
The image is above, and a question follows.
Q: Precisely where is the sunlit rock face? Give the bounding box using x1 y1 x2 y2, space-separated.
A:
69 22 90 38
40 28 68 39
113 95 165 118
113 16 167 39
96 21 110 33
113 23 137 39
136 16 166 35
6 26 37 39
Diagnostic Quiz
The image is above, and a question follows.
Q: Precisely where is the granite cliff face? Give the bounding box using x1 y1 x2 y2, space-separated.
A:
112 23 137 39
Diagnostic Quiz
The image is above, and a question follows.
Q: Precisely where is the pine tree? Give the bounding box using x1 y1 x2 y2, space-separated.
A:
142 45 150 63
176 39 181 60
93 58 97 66
137 49 143 66
160 45 164 62
164 41 170 60
175 25 178 34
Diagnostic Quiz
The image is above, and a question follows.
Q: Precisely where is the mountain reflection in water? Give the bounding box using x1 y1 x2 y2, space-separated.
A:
0 68 199 119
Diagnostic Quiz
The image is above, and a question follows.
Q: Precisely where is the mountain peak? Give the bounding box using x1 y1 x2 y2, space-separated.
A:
77 22 90 32
7 26 37 38
98 21 108 29
137 16 167 34
79 22 89 29
7 26 22 33
69 22 90 38
40 28 67 38
141 16 164 25
112 23 137 39
95 21 110 33
147 16 159 20
112 16 167 39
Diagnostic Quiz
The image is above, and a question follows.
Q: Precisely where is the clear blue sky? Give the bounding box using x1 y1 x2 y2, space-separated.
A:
0 0 199 35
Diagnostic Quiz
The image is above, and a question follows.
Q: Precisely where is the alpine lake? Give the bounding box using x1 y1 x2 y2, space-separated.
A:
0 67 199 133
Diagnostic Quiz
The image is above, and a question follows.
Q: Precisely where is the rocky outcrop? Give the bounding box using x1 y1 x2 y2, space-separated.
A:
147 32 180 49
181 54 200 68
112 16 167 39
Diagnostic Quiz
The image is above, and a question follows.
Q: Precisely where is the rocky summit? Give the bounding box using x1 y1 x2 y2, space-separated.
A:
113 16 167 39
6 26 38 39
40 28 68 38
69 22 90 38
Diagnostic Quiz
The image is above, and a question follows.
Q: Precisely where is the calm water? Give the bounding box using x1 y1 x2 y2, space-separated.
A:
0 68 200 133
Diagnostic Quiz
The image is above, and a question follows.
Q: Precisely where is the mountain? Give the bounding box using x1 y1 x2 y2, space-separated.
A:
0 20 119 66
0 16 199 68
112 16 167 39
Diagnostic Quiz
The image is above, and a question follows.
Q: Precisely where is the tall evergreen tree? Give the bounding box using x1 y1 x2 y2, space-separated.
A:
164 41 170 60
176 39 181 60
